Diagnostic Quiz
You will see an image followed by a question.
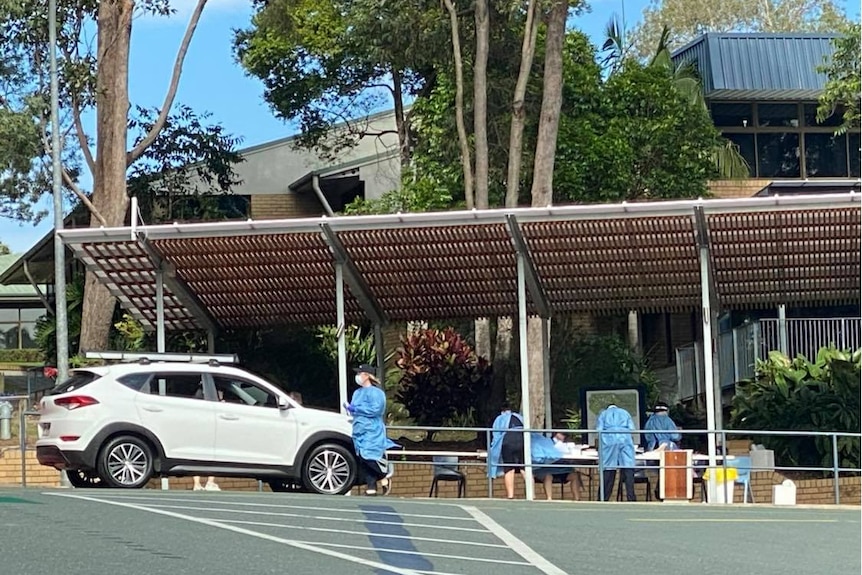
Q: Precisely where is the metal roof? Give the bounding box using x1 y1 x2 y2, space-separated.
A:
672 33 838 101
57 194 861 332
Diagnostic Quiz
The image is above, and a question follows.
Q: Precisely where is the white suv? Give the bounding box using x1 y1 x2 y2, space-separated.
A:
36 360 358 494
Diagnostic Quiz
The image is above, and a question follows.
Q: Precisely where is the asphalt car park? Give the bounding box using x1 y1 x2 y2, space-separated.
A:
2 488 860 575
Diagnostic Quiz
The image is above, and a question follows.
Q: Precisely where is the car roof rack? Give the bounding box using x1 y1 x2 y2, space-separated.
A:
84 351 240 366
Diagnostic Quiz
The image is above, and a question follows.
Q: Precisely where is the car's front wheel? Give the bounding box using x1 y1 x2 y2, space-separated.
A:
97 435 154 489
301 443 357 495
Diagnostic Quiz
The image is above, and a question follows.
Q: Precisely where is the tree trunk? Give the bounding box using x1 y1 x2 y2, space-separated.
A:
392 68 411 167
530 0 567 207
491 316 513 409
525 0 568 428
504 0 539 208
78 0 133 353
442 0 474 207
473 0 490 209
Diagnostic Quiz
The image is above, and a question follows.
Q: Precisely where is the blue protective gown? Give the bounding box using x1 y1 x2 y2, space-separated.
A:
349 385 397 461
644 413 681 451
596 405 636 470
487 412 561 478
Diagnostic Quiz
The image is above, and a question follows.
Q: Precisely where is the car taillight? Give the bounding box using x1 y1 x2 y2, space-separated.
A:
54 396 100 410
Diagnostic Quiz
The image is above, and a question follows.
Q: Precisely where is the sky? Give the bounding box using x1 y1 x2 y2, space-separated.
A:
1 0 858 254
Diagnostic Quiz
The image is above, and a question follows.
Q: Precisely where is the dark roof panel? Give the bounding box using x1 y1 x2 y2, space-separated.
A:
672 33 838 100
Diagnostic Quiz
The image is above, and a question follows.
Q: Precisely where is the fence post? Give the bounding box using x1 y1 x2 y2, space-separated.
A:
840 319 847 350
832 433 840 505
752 323 761 363
19 399 26 488
487 429 493 499
598 430 605 502
732 328 740 382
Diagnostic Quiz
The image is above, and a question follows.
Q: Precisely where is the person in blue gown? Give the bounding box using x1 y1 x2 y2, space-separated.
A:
596 403 636 501
344 364 397 496
644 402 681 451
487 403 562 499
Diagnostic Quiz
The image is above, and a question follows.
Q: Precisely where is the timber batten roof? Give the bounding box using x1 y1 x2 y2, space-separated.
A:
58 194 861 332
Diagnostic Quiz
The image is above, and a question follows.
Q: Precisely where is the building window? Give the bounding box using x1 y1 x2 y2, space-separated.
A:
805 133 848 178
724 133 756 172
713 101 860 179
758 133 800 177
757 103 799 128
849 133 861 177
711 103 753 127
803 104 845 127
0 308 43 349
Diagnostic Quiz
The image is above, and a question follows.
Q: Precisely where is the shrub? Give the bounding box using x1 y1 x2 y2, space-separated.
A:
394 327 491 433
731 346 861 472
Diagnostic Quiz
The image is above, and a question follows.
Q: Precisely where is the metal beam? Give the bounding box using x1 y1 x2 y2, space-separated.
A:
136 234 220 334
320 223 387 326
516 253 535 501
336 263 349 413
693 206 724 433
505 214 551 319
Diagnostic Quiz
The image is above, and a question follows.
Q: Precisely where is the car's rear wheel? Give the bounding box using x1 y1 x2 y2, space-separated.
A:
66 469 103 488
301 443 356 495
97 435 154 489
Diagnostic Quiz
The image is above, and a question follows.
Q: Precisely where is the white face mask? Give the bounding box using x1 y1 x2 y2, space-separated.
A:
354 374 364 386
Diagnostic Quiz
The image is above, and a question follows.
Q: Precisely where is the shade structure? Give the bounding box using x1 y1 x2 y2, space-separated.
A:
58 193 861 333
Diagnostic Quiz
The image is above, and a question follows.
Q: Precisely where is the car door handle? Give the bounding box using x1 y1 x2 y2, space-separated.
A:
142 406 163 413
219 414 240 421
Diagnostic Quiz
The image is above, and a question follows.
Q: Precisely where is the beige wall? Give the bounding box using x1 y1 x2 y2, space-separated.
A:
708 179 772 199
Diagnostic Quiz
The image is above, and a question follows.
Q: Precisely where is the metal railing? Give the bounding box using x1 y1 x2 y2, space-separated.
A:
8 415 860 503
760 317 861 360
677 317 860 400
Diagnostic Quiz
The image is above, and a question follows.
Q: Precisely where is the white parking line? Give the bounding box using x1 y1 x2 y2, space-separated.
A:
46 492 426 575
462 506 568 575
79 500 490 533
215 518 507 548
305 541 532 566
45 492 430 575
100 494 478 522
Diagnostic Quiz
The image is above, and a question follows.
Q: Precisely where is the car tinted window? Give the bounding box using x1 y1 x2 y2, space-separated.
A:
117 372 151 392
49 371 101 395
213 375 278 408
149 373 206 399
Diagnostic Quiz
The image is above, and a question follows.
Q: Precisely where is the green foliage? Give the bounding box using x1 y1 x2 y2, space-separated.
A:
551 333 661 422
629 0 849 59
817 23 861 135
35 275 84 361
0 241 9 255
394 327 492 431
731 347 861 472
316 324 377 367
112 314 146 352
234 0 446 154
127 105 245 221
0 348 44 364
556 55 721 202
220 326 339 408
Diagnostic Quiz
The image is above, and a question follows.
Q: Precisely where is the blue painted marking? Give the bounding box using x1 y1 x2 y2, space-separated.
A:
360 504 435 574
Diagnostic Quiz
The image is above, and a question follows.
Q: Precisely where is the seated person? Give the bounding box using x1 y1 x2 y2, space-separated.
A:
533 432 582 501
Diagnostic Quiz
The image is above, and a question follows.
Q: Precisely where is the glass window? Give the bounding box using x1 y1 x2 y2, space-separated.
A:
0 324 19 349
151 373 205 399
711 103 753 127
214 376 279 408
805 133 848 178
850 133 861 177
803 104 845 127
20 309 46 322
757 103 799 128
117 373 152 392
723 133 756 174
758 133 800 177
0 309 18 322
50 371 101 395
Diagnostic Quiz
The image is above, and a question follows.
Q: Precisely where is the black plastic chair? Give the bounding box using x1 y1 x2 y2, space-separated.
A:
429 456 466 498
617 464 652 501
535 472 570 499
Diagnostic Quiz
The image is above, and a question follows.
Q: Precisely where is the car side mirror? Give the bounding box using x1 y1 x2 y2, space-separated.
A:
277 396 291 410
